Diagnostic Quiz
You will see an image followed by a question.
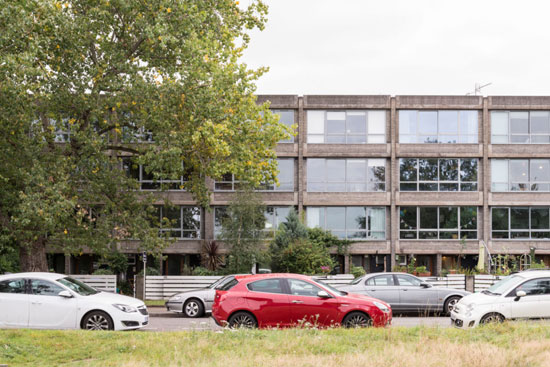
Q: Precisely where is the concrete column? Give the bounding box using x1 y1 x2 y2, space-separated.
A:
435 253 442 276
390 97 397 270
482 98 490 255
64 255 71 274
297 97 304 215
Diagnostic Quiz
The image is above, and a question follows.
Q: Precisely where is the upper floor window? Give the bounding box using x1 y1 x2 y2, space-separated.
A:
492 159 550 192
307 110 385 144
306 206 386 240
399 110 478 144
307 158 385 192
154 206 201 239
214 206 291 239
492 207 550 239
492 111 550 144
400 158 478 192
272 110 295 143
215 159 294 192
399 206 477 240
122 158 187 190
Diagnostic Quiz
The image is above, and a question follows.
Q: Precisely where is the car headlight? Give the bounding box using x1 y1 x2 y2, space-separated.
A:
465 303 475 317
113 304 138 313
169 295 183 302
373 301 390 313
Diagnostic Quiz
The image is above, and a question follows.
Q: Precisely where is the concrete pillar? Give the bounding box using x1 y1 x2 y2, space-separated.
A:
297 97 304 215
465 275 475 293
390 97 397 271
435 253 442 277
64 255 71 274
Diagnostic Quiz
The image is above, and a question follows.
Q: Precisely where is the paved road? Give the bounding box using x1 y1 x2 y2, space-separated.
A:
142 308 451 331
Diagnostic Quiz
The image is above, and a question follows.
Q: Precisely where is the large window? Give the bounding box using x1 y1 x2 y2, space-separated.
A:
307 159 385 192
399 206 477 239
492 159 550 192
400 158 478 191
492 111 550 144
273 110 295 143
214 206 291 238
122 158 187 190
154 206 201 239
307 110 385 144
399 110 478 143
492 207 550 239
215 159 294 191
306 207 386 240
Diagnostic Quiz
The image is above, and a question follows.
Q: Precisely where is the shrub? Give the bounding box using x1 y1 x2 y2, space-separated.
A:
351 266 366 279
277 238 334 275
92 268 114 275
192 266 217 276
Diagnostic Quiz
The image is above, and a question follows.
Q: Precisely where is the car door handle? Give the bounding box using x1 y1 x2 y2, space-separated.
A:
402 289 408 291
31 301 42 305
291 300 303 304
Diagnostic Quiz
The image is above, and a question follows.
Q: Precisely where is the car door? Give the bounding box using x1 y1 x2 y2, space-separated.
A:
28 279 78 329
395 274 438 312
245 278 291 327
286 278 340 327
0 278 29 328
508 278 549 319
363 274 400 309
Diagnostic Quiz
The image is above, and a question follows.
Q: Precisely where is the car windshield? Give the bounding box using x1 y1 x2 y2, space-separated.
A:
57 277 99 296
350 276 364 285
208 276 228 289
314 279 347 296
484 275 524 295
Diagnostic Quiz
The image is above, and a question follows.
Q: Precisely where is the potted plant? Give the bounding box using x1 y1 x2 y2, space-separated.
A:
415 266 431 277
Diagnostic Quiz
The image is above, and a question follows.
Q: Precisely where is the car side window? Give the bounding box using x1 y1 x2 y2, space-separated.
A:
514 278 550 296
0 279 26 294
288 279 323 297
396 275 422 287
247 279 285 294
30 279 64 296
365 275 394 286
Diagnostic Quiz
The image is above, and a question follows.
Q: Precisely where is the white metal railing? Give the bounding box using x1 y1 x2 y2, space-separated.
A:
72 275 117 293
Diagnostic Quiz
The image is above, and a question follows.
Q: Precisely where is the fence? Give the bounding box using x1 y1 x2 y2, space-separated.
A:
473 274 505 292
419 275 466 290
72 275 117 293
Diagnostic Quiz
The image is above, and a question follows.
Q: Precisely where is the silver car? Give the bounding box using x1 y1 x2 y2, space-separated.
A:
165 275 237 318
338 272 470 314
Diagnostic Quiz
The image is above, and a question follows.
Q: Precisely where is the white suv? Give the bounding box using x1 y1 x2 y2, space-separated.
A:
451 270 550 329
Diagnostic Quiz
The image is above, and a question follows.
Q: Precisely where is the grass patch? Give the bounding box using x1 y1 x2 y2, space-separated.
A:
144 300 166 307
1 322 550 367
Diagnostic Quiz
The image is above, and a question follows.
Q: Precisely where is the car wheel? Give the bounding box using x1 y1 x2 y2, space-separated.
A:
444 296 461 315
228 312 257 329
480 313 504 325
82 311 114 331
183 299 204 318
342 312 372 328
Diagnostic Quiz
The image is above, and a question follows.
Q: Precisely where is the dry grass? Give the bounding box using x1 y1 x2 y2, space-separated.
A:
2 322 550 367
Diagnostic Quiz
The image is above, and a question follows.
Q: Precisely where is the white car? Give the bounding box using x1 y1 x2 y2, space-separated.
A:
0 272 148 331
451 270 550 329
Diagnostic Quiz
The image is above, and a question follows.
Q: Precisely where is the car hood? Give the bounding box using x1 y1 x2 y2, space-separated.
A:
342 292 390 307
456 292 497 307
171 288 212 298
433 286 471 296
85 291 145 307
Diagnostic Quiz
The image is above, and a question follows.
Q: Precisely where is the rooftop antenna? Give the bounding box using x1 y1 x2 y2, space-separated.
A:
466 82 492 96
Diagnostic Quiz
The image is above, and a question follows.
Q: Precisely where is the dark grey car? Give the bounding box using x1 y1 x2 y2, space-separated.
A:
337 272 470 314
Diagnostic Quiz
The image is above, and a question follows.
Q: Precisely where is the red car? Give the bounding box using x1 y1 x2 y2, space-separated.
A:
211 273 392 328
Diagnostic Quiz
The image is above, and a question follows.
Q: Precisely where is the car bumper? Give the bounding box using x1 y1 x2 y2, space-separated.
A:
165 301 184 313
113 313 149 331
450 311 478 329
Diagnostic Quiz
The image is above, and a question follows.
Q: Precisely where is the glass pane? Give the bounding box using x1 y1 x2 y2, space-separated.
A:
347 135 368 144
326 183 346 192
438 111 458 134
492 135 509 144
368 208 386 233
419 183 438 191
264 207 275 230
461 183 477 191
510 112 529 134
439 159 458 181
368 111 386 135
400 231 417 239
276 159 294 190
491 112 509 135
460 207 477 230
532 135 550 143
346 112 366 134
510 160 529 184
307 207 323 228
327 112 345 134
326 135 346 143
367 135 385 143
531 208 550 230
275 110 295 126
400 159 417 182
532 231 550 239
510 135 530 143
275 207 290 229
347 159 367 182
308 135 324 143
460 159 477 182
492 231 509 239
460 231 477 239
530 112 549 134
307 159 325 182
460 111 478 136
346 207 366 230
419 159 438 181
419 231 437 239
400 207 417 230
531 160 550 182
510 208 529 230
326 160 345 183
399 110 417 135
439 207 458 229
418 111 438 135
419 135 438 144
440 183 458 191
439 135 458 144
491 160 508 190
420 207 437 229
440 231 459 239
460 135 478 143
400 183 417 191
182 207 200 231
326 207 346 230
368 159 386 190
307 111 325 134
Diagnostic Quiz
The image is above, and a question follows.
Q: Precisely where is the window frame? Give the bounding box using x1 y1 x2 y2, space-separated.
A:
306 206 386 240
399 206 478 240
399 110 479 144
491 207 550 240
155 206 201 240
399 158 478 192
491 111 550 144
491 159 550 192
306 110 386 144
272 109 296 143
307 158 386 192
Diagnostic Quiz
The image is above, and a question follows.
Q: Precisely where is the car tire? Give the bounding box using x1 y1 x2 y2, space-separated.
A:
228 311 257 329
342 311 372 328
444 296 461 315
183 299 204 318
82 311 114 331
480 312 504 325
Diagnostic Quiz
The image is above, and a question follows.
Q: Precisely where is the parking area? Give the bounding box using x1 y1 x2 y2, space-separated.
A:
142 307 451 331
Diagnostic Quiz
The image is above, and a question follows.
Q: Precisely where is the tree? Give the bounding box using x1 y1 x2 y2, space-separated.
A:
0 0 289 271
277 239 333 275
220 188 267 274
270 208 307 271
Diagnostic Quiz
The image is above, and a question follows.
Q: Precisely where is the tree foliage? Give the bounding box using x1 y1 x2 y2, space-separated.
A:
276 238 333 275
220 188 267 274
0 0 289 271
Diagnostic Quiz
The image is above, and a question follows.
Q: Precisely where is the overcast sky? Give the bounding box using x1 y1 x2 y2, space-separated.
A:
241 0 550 96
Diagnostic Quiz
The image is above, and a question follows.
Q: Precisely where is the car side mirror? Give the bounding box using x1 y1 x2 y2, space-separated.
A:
514 290 526 301
58 290 73 298
317 290 331 298
420 283 432 288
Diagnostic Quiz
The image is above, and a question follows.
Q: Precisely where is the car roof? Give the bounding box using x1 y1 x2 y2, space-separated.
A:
0 272 66 281
234 273 312 282
515 270 550 279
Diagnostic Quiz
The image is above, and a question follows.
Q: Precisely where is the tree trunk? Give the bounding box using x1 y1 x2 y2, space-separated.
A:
19 237 49 272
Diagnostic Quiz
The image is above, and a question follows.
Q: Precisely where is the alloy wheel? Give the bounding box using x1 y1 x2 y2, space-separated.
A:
185 301 200 317
85 314 110 330
230 313 256 328
344 313 371 328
